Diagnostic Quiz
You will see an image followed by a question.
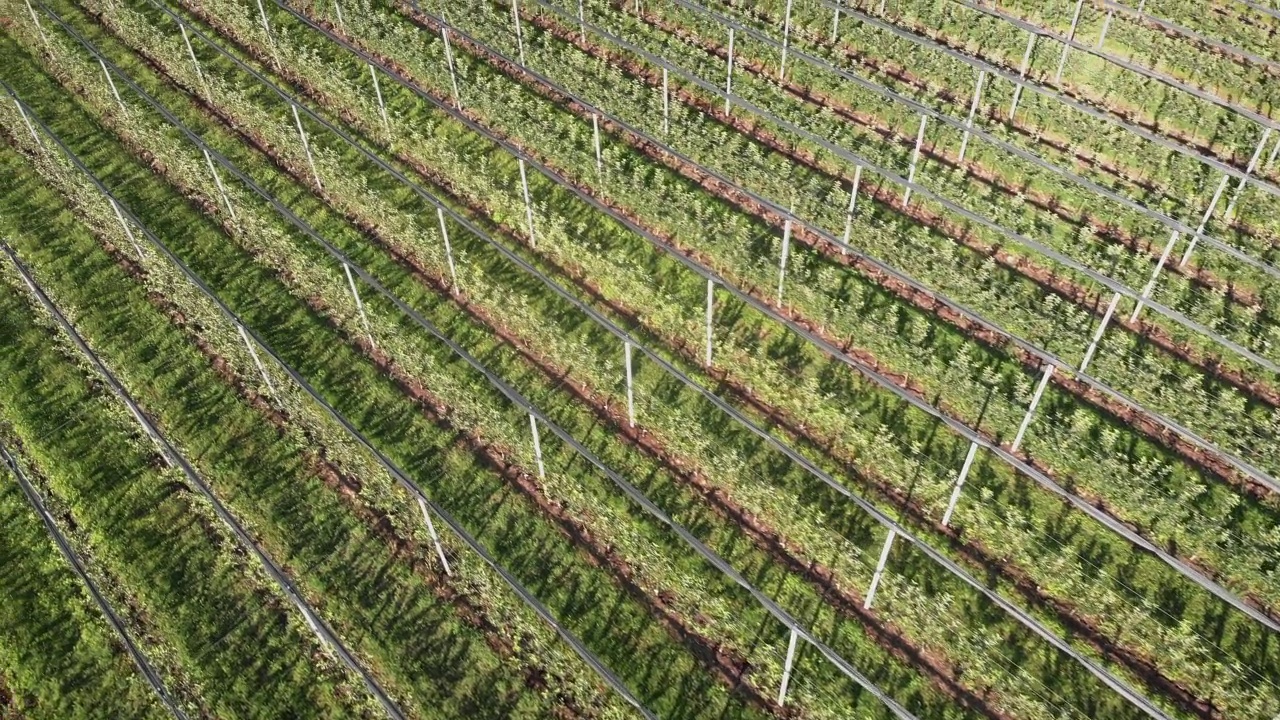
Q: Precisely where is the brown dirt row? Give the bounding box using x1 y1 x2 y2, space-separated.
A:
407 2 1280 505
164 13 1233 716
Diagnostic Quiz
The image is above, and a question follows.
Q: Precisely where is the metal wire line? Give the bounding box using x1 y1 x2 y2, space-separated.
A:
0 234 408 720
363 0 1279 635
42 12 914 715
148 5 1222 715
1096 0 1280 73
2 77 661 720
0 431 190 720
607 0 1280 285
943 0 1280 130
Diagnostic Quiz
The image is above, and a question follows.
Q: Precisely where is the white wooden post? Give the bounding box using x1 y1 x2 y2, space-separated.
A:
577 0 586 44
592 113 603 177
369 63 390 134
1178 175 1230 267
661 67 670 135
876 0 887 14
180 25 211 102
1079 292 1121 373
518 158 537 248
203 147 237 221
1221 128 1273 223
779 0 794 79
292 103 323 191
902 115 927 207
864 529 896 609
776 218 792 306
333 0 348 34
940 441 980 527
529 412 545 478
1265 132 1280 172
831 0 843 42
624 341 635 427
343 262 376 349
237 323 279 399
442 27 461 110
99 59 126 114
704 277 714 367
1053 0 1084 84
1137 0 1147 12
109 198 146 263
1128 230 1180 323
1009 364 1055 452
13 98 43 152
512 0 527 66
777 627 799 706
958 70 986 164
22 0 48 47
254 0 281 70
436 207 459 291
724 28 735 116
1008 33 1036 121
417 496 452 575
841 165 862 253
1095 9 1114 49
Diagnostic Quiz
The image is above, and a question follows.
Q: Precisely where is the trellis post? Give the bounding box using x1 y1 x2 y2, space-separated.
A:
369 63 390 134
831 0 842 42
180 24 212 102
237 323 279 400
724 28 735 116
512 0 527 66
592 113 603 177
1221 128 1273 223
624 341 635 428
863 529 896 609
417 496 452 575
332 0 348 34
777 627 799 706
436 207 459 291
202 147 237 221
1095 9 1114 49
1079 292 1121 373
779 0 794 79
1008 33 1036 121
902 114 927 207
518 158 537 247
1178 175 1230 267
1053 0 1084 84
1009 364 1055 452
958 70 986 164
1129 230 1180 323
940 441 980 526
442 27 461 110
22 0 48 47
662 67 670 134
529 412 546 478
292 103 324 191
14 98 44 153
776 218 792 306
577 0 587 44
1265 131 1280 172
342 262 376 350
254 0 281 71
108 198 146 263
704 277 714 367
99 59 126 114
841 164 862 253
